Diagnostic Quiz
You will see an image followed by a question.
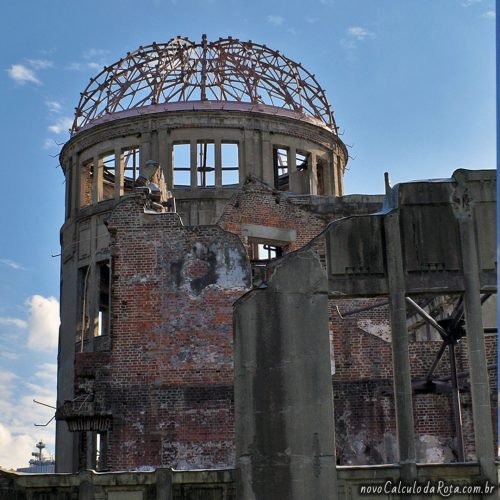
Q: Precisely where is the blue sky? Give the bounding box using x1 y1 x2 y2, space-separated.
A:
0 0 495 468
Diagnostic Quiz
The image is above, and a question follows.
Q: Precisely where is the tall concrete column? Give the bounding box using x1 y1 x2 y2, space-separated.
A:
384 212 417 481
455 207 495 487
261 131 273 185
214 138 222 187
114 147 123 198
158 129 172 190
234 249 337 500
92 154 102 204
190 139 197 189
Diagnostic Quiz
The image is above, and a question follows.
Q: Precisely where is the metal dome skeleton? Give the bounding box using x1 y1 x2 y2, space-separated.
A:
72 35 337 134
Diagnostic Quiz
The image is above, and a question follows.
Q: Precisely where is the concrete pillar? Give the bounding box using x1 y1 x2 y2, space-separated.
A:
215 138 222 187
456 209 496 487
383 212 417 482
92 155 102 204
309 152 318 195
114 147 123 198
158 129 172 190
56 259 79 472
234 249 337 500
288 146 301 193
140 133 152 167
155 468 173 500
261 131 274 186
190 139 197 189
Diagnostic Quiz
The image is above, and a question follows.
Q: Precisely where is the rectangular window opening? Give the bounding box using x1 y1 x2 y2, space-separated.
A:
96 432 107 471
221 142 239 186
248 240 283 263
197 141 215 187
173 143 191 187
123 146 140 192
296 151 309 171
273 147 289 191
101 152 115 200
96 261 110 337
77 266 90 343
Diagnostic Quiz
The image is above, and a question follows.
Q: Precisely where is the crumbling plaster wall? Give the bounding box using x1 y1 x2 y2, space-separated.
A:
99 195 251 470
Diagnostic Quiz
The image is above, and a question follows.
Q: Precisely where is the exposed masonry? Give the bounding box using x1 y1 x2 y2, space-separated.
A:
55 37 496 479
58 179 496 471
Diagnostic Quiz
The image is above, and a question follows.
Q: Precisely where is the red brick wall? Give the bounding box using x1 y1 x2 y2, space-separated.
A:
78 183 497 469
101 195 250 470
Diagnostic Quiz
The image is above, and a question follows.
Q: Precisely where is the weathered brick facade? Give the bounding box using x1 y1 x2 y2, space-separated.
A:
70 179 496 470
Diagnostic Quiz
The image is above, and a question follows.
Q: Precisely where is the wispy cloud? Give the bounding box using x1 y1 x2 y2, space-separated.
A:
7 64 40 85
26 59 53 70
66 48 110 72
48 116 73 135
306 16 319 24
7 57 54 86
347 26 374 40
482 10 495 18
267 15 285 26
26 295 60 352
0 258 27 271
340 26 375 53
461 0 482 6
0 317 28 329
45 99 62 113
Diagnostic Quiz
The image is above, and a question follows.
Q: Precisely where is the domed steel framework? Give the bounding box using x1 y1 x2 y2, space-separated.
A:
72 35 336 134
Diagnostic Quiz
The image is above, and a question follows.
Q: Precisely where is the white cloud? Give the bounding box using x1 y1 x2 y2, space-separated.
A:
0 317 28 329
48 116 73 135
0 258 27 271
45 99 62 113
0 423 35 470
347 26 374 40
482 10 495 18
7 64 40 85
0 366 57 470
26 295 60 352
306 16 318 24
462 0 482 6
267 15 285 26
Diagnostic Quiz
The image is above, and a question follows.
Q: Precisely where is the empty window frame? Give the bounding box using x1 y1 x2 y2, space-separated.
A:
197 141 215 187
77 265 90 343
96 432 107 471
273 147 289 191
173 143 191 187
101 152 115 200
221 142 239 186
97 261 110 337
248 240 283 263
296 151 309 171
123 146 140 191
80 159 94 207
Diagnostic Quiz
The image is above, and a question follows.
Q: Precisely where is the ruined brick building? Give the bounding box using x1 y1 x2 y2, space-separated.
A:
54 36 497 477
